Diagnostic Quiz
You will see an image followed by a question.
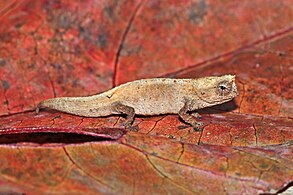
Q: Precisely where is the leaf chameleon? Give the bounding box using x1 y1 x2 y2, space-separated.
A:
37 75 238 130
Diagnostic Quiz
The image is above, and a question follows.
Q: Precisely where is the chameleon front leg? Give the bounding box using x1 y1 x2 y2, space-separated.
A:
178 101 203 131
112 102 135 127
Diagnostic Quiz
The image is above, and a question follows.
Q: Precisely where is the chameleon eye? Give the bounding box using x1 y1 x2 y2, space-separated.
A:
219 85 227 91
218 81 231 95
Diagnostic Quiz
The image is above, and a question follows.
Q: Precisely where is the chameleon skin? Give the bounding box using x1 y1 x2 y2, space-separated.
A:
36 75 238 129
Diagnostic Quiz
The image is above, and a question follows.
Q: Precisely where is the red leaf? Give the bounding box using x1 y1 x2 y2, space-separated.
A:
0 0 292 194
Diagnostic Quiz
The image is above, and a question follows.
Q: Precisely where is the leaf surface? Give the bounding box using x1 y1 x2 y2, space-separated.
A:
0 0 292 194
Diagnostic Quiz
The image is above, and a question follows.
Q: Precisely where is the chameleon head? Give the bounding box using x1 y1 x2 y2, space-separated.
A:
196 75 238 108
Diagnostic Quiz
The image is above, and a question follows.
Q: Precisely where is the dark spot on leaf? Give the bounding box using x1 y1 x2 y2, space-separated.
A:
104 0 119 19
66 63 74 70
260 163 269 169
57 75 65 84
15 22 24 29
72 79 79 87
27 63 35 69
97 32 108 48
1 80 10 90
79 26 91 40
3 100 9 105
51 63 62 70
104 6 114 19
235 172 241 176
277 52 286 56
1 168 12 175
120 44 142 56
0 59 7 66
43 0 60 11
219 166 226 172
178 125 190 130
87 66 95 74
55 12 75 30
188 0 208 24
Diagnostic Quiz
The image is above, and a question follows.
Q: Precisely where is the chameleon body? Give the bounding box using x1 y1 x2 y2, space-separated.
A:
36 75 238 129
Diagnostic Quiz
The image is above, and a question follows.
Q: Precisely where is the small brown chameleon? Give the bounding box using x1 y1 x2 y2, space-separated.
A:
36 75 238 130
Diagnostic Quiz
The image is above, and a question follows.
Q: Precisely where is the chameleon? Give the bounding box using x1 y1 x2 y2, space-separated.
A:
36 75 238 130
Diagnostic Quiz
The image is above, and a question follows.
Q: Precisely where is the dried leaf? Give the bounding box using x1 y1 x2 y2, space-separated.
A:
0 0 292 194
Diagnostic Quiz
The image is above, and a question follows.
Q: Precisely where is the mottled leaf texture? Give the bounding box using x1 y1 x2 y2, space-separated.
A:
0 0 292 194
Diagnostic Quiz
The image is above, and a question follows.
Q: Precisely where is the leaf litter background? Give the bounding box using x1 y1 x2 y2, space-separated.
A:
0 0 292 194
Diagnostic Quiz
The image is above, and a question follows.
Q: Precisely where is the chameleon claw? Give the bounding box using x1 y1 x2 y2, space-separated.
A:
120 121 138 132
118 116 137 131
192 122 204 131
126 125 139 132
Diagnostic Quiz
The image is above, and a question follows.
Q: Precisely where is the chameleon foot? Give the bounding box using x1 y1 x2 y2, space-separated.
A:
179 101 204 131
192 121 204 131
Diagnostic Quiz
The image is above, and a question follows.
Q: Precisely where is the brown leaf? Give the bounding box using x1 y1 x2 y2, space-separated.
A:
0 0 292 194
0 133 292 194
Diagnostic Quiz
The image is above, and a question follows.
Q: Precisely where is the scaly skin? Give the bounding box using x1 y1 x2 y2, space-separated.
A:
36 75 238 130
